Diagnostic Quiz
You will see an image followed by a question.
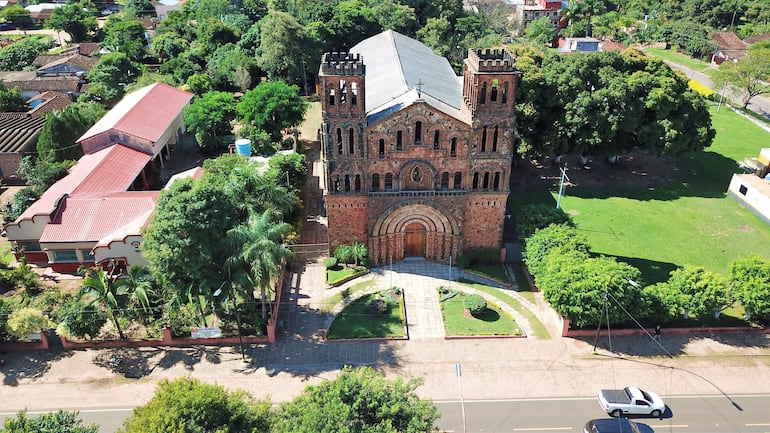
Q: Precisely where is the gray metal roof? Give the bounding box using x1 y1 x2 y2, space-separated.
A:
350 30 465 123
0 113 46 153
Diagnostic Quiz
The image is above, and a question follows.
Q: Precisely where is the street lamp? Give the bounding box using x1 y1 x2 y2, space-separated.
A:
456 363 467 433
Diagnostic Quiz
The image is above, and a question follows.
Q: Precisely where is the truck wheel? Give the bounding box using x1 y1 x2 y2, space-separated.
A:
611 409 624 418
650 409 661 418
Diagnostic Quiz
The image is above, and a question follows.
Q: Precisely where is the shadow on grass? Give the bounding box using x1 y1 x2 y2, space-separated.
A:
601 255 679 285
508 151 739 203
471 308 501 323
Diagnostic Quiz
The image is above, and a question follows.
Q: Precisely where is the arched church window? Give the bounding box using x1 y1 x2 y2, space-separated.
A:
492 126 499 152
344 174 351 192
372 173 380 191
329 88 335 106
451 137 457 157
396 131 403 150
348 127 354 154
491 79 498 102
472 172 479 190
483 172 490 189
351 82 358 105
481 126 487 152
355 174 361 191
441 172 449 189
415 121 422 144
385 173 394 191
493 172 501 190
378 139 385 158
336 128 342 154
433 130 440 150
454 172 462 189
480 82 487 104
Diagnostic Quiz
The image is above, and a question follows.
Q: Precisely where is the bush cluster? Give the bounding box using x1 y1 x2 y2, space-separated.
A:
456 247 500 269
463 294 487 314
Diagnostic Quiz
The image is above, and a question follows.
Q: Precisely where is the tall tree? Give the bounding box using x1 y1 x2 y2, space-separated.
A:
273 366 440 433
78 267 125 340
101 17 148 61
666 266 730 319
729 255 770 322
713 49 770 110
226 209 294 321
0 5 32 29
37 102 106 163
119 377 272 433
524 17 558 46
0 38 50 71
86 52 141 105
256 11 316 88
183 91 237 152
46 2 98 43
142 178 238 295
0 82 26 112
237 81 308 141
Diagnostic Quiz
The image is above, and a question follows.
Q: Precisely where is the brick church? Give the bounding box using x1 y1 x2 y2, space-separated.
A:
319 30 518 265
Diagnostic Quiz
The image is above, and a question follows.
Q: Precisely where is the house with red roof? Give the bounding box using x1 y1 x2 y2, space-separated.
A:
77 81 193 169
5 82 194 273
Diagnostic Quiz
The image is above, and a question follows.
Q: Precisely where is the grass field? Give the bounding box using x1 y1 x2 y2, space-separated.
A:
644 47 714 73
512 104 770 284
440 290 522 336
327 290 405 339
459 281 549 339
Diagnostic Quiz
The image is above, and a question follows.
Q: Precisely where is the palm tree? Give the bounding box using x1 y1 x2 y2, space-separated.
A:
77 267 125 340
226 209 295 321
225 162 296 218
116 265 154 322
349 242 368 267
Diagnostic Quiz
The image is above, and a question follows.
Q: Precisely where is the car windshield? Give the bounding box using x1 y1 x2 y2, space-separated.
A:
640 389 653 402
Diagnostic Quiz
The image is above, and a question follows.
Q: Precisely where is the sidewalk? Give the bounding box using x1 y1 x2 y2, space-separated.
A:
3 258 770 413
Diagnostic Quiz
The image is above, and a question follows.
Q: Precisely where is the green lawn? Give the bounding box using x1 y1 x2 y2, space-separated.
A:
326 265 368 285
644 47 714 72
468 263 509 283
320 279 376 313
512 105 770 284
510 265 537 304
440 290 522 336
327 289 405 339
458 281 549 339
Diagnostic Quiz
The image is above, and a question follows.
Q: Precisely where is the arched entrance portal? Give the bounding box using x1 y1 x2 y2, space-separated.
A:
404 222 426 257
369 202 461 264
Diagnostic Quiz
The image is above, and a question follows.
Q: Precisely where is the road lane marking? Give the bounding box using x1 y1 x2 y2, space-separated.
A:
746 423 770 426
649 425 688 428
512 428 572 431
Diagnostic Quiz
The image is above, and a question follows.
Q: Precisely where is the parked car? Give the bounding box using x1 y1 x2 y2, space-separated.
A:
584 418 654 433
0 22 16 31
598 387 665 418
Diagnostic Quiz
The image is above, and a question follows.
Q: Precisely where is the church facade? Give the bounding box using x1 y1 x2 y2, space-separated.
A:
319 30 518 265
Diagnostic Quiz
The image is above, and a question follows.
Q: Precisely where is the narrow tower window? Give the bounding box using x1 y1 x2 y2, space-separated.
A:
481 126 487 152
348 127 355 154
372 173 380 191
396 131 403 150
479 82 487 104
378 139 385 158
433 130 440 149
415 121 422 144
454 172 462 189
385 173 393 191
339 79 347 104
451 137 457 157
492 126 499 152
491 79 498 102
336 128 342 154
441 172 449 189
351 82 358 105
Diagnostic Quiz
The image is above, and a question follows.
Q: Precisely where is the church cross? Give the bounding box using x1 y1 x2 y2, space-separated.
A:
415 78 425 98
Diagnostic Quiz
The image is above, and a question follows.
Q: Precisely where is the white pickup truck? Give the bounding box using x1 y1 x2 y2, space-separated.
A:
597 387 665 418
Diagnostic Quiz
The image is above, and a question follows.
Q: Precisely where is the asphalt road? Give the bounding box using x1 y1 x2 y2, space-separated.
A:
3 395 770 433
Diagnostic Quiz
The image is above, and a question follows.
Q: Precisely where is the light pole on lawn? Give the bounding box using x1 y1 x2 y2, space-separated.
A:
456 363 467 433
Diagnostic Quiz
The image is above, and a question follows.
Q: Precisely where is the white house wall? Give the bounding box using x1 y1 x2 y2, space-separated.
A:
92 234 149 267
728 174 770 226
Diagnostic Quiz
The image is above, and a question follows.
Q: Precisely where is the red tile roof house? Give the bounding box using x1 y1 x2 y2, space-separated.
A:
4 82 194 273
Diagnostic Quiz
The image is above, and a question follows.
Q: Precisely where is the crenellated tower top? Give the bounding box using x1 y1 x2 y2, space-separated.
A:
320 52 366 76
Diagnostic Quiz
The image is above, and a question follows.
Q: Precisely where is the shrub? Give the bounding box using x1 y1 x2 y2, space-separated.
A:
366 298 389 315
515 204 572 240
688 79 715 101
456 254 471 269
334 244 353 266
0 263 43 295
159 304 200 337
324 257 338 269
464 294 487 314
6 307 52 339
56 300 107 340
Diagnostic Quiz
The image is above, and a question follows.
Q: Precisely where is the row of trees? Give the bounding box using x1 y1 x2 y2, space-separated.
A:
1 367 440 433
524 223 770 327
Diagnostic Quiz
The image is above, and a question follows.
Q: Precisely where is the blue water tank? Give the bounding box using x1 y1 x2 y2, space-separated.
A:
235 139 251 157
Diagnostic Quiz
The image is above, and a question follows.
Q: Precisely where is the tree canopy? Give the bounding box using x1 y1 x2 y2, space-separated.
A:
87 53 141 105
713 48 770 109
119 377 272 433
183 91 237 152
273 366 440 433
237 81 308 141
1 410 98 433
515 49 715 159
729 255 770 322
46 2 98 43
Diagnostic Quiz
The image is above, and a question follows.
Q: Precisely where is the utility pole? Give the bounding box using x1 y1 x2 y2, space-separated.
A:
556 164 570 209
